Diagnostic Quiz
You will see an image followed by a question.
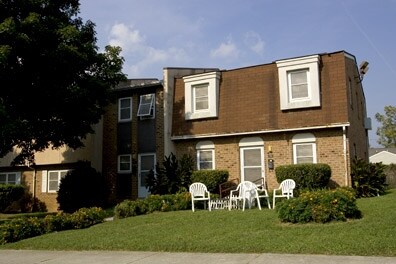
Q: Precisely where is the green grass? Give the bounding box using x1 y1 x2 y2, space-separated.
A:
1 190 395 256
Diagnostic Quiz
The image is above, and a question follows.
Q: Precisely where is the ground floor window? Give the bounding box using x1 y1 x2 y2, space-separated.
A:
46 170 68 193
292 133 317 164
196 141 215 170
0 172 21 185
118 154 132 173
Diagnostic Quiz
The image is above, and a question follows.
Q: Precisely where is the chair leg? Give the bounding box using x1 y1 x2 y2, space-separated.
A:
266 197 271 209
273 194 276 209
191 200 195 212
208 200 211 211
256 197 262 210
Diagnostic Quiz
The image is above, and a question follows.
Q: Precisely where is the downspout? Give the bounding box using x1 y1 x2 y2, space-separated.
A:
342 126 348 186
32 167 36 199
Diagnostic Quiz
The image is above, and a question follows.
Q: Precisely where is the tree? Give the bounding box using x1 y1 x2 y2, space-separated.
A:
0 0 126 164
375 105 396 147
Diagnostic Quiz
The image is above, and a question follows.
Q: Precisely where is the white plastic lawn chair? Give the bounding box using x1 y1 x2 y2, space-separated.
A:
189 182 211 212
272 179 296 209
229 181 262 211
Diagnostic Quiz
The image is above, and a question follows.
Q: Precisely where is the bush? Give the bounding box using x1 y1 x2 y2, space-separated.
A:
191 170 229 194
4 187 47 213
276 187 362 223
275 163 331 190
57 161 107 213
114 192 191 219
351 158 387 197
0 184 25 212
146 153 194 195
0 207 106 244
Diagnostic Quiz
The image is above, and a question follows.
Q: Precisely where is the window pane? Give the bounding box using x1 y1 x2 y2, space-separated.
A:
0 174 6 184
49 181 59 191
7 174 16 184
120 98 131 108
290 70 309 99
119 155 131 171
141 155 155 170
291 71 307 84
120 108 130 120
199 150 213 170
296 144 313 156
140 171 149 187
292 84 308 98
49 172 58 181
195 98 208 110
243 149 261 166
194 84 209 111
138 104 151 115
244 168 262 182
297 157 314 164
141 94 153 104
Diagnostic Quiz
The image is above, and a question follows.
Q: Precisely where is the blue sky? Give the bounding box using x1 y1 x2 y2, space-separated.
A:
80 0 396 147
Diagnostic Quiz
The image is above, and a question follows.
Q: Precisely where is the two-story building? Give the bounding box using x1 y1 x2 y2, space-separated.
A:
0 50 371 210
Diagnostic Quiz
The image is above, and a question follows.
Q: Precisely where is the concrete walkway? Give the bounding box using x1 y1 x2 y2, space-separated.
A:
0 250 395 264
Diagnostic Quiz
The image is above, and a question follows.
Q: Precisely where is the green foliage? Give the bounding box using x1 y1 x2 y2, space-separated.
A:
277 188 362 223
3 187 47 213
191 170 229 194
0 184 25 212
57 161 107 213
0 207 106 244
114 192 191 219
351 158 387 197
0 0 126 164
375 105 396 147
275 163 331 190
146 153 194 195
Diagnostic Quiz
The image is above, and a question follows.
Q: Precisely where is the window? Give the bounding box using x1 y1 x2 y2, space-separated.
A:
288 69 309 100
118 154 132 173
193 84 209 111
47 170 68 192
138 153 156 197
118 97 132 122
276 55 320 110
137 93 155 119
183 71 221 120
196 141 215 170
292 133 317 164
0 172 21 185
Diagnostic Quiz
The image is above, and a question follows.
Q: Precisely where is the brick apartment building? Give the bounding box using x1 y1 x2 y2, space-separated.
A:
0 50 371 211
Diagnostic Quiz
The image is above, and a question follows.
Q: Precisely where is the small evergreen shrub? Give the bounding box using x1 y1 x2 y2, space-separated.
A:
0 217 45 244
191 170 229 194
275 163 331 190
0 184 25 212
114 192 191 219
351 158 387 197
276 187 362 223
57 161 107 213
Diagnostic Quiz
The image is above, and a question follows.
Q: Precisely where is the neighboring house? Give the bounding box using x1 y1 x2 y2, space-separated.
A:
164 50 371 189
369 148 396 164
0 50 371 210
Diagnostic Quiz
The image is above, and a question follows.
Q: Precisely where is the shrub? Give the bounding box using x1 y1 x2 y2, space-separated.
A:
276 187 362 223
69 207 107 229
0 184 25 212
0 217 45 244
351 158 387 197
114 192 191 219
4 187 47 213
44 213 74 232
146 153 194 195
57 161 107 213
191 170 229 194
275 163 331 190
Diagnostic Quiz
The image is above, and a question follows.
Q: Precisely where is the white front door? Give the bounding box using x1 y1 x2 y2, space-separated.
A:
240 147 265 183
138 153 156 198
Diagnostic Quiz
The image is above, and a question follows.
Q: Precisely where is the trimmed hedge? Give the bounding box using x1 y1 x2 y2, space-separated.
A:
276 187 362 223
0 207 106 244
275 163 331 190
191 170 229 194
0 184 25 212
114 192 191 219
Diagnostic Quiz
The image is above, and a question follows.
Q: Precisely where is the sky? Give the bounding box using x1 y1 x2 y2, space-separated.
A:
79 0 396 147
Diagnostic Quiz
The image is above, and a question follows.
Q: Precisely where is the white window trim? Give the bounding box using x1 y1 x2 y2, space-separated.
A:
196 141 215 170
137 93 155 119
183 71 221 120
118 97 132 122
292 133 317 164
47 170 68 193
276 55 320 110
118 154 132 173
0 172 21 185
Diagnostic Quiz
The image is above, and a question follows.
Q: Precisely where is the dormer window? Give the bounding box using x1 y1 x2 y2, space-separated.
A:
183 71 221 120
137 93 155 119
276 55 320 110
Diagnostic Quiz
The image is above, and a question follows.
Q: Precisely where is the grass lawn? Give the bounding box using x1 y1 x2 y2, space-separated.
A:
1 189 395 256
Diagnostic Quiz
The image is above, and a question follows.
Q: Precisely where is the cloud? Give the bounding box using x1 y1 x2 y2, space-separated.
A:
244 31 265 56
210 38 239 60
108 23 145 53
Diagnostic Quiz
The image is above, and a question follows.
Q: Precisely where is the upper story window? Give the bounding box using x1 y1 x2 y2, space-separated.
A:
118 154 132 173
196 141 215 170
292 133 317 164
137 93 155 119
183 71 221 120
0 172 21 185
276 55 320 110
118 97 132 122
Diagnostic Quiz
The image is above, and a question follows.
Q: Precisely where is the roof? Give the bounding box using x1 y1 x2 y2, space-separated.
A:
369 148 396 156
113 79 162 91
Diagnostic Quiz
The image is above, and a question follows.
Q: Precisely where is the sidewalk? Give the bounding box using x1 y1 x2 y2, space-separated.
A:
1 250 395 264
